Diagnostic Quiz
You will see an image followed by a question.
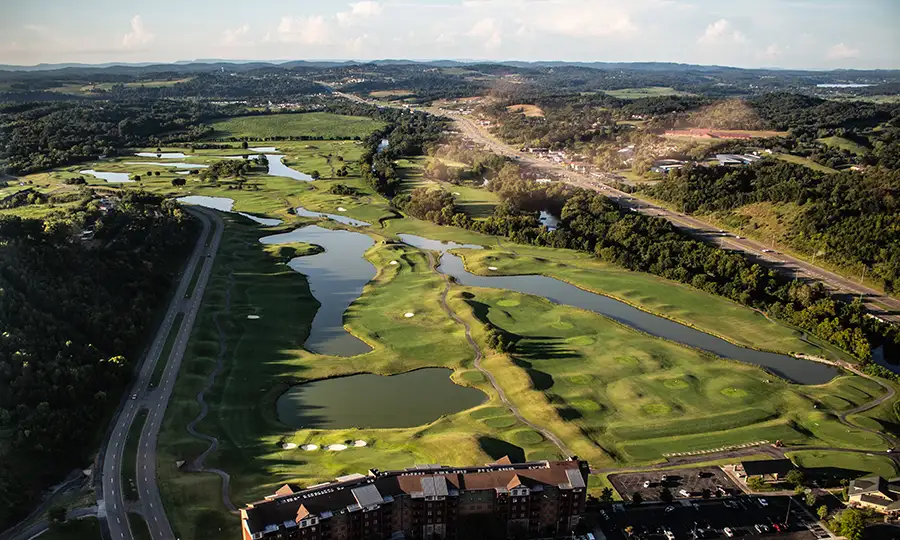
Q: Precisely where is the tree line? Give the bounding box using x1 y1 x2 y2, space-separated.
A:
0 191 197 528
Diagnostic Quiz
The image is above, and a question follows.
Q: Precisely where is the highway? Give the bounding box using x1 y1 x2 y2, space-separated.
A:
441 108 900 324
99 207 223 540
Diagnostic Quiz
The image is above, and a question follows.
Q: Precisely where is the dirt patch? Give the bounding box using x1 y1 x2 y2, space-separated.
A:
506 104 545 117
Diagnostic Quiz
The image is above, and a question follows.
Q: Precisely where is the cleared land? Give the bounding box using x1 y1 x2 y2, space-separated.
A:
604 87 692 99
774 153 839 173
505 104 545 117
208 112 385 140
817 136 869 155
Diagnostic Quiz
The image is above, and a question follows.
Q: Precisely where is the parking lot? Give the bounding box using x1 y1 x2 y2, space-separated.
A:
594 495 820 540
609 467 742 502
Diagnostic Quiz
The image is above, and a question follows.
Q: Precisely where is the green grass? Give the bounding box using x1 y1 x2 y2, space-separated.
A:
123 410 148 501
40 518 101 540
786 450 899 479
208 113 385 140
774 153 838 174
128 513 152 540
603 87 692 99
151 313 184 388
817 136 868 155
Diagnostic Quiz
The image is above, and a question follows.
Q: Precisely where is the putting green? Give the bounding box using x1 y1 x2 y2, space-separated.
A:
512 430 545 445
551 321 574 330
484 416 517 428
721 387 748 398
497 299 521 307
664 379 690 390
643 403 673 416
568 336 596 346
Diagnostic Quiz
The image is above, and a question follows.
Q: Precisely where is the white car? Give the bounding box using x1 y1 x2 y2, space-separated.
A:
723 527 734 537
679 489 690 497
131 394 138 400
758 498 769 507
643 480 651 488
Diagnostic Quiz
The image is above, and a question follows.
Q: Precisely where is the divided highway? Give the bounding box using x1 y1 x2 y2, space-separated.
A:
99 207 223 540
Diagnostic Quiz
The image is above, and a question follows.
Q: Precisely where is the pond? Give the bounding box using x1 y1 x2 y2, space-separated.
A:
276 368 486 429
124 161 209 169
259 225 376 356
80 169 133 183
398 234 840 385
134 152 190 158
175 196 283 226
295 205 370 227
267 155 313 181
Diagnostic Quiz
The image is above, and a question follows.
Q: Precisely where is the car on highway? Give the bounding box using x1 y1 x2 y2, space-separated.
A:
131 394 137 400
761 249 775 253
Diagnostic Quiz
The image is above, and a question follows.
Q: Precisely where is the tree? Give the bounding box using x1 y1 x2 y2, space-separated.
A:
817 505 828 520
599 487 614 502
154 171 160 176
701 488 711 499
171 178 186 187
48 506 66 524
785 469 805 489
310 170 321 180
659 487 673 503
829 508 863 540
747 476 767 491
805 492 817 507
631 492 643 505
241 141 248 149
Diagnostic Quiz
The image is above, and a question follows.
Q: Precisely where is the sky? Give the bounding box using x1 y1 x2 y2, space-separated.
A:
2 0 898 69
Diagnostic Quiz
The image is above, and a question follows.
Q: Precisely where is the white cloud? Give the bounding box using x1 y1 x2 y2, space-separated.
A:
276 15 330 45
122 15 154 48
761 43 781 59
337 1 383 27
827 42 859 60
469 18 503 50
698 18 746 44
222 24 250 45
513 1 637 39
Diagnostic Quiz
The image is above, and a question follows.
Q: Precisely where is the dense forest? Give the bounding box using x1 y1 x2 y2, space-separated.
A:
0 192 197 527
644 160 900 294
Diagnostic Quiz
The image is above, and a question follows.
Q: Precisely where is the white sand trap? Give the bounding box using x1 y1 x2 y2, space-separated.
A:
404 312 415 318
453 192 461 195
337 207 347 212
389 260 398 265
326 444 348 451
282 443 297 450
488 266 498 271
300 444 319 451
353 440 368 447
247 315 260 320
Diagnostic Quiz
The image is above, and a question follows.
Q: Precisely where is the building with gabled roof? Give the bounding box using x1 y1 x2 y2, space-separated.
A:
241 457 590 539
848 475 900 515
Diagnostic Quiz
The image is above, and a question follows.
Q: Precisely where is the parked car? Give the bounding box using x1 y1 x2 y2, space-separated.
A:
723 527 734 537
644 480 651 488
755 524 769 533
665 506 675 513
758 498 769 507
680 489 690 497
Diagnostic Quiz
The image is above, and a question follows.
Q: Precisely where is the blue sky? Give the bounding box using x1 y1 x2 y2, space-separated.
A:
3 0 898 69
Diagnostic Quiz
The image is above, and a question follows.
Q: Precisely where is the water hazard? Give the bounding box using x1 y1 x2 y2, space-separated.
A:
276 368 486 429
398 234 839 384
295 206 370 227
259 225 375 357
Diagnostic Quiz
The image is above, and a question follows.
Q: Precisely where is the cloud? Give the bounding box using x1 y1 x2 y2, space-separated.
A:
336 1 383 27
515 1 637 39
761 43 781 59
469 18 503 50
222 25 250 45
122 15 154 48
698 18 746 44
276 15 330 45
827 42 859 60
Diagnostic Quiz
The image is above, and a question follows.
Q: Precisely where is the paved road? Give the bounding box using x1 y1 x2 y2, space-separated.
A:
99 207 223 540
444 111 900 324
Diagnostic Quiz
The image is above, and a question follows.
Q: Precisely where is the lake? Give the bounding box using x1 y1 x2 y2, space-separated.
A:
134 152 190 158
175 196 283 226
124 161 209 169
267 155 313 181
398 234 839 385
80 170 133 183
259 225 376 356
276 368 486 429
295 205 371 227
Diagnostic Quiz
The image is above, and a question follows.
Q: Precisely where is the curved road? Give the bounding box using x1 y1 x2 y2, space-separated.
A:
428 252 574 457
99 207 223 540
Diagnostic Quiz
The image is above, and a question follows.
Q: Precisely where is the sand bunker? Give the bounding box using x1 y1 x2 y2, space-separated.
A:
389 260 398 265
300 444 318 451
488 266 498 271
353 440 368 447
337 207 347 212
282 443 297 450
247 315 260 320
326 444 348 451
404 312 415 318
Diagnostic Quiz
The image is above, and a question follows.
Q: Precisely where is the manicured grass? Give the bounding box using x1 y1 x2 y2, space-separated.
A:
123 410 148 501
128 513 152 540
603 87 692 99
208 113 385 140
786 450 899 479
817 136 868 155
774 153 838 173
40 518 101 540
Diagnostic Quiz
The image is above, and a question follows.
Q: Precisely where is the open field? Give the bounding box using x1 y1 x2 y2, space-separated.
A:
505 104 545 117
786 450 899 480
663 128 789 140
774 153 839 173
817 136 869 155
207 112 385 140
40 518 101 540
369 89 414 98
603 87 692 99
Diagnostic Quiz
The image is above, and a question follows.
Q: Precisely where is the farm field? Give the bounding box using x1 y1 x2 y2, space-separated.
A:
20 113 894 540
603 87 692 99
208 112 385 140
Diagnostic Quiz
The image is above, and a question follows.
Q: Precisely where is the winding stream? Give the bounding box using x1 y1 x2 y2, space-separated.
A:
398 234 839 385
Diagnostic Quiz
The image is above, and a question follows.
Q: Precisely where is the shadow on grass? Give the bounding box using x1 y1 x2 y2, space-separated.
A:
478 436 525 463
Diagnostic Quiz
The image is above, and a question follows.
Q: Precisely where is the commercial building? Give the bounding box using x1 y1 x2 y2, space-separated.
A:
241 457 590 540
735 459 795 483
848 475 900 515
